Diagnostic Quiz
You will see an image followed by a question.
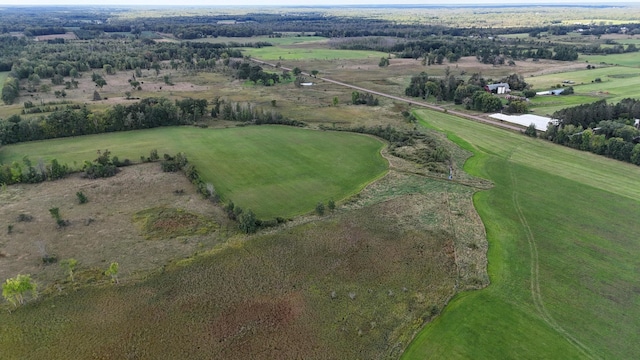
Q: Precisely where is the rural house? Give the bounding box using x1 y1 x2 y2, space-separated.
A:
484 83 510 94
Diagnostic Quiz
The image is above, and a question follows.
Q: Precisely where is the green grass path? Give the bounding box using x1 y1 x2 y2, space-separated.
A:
0 126 387 219
403 110 640 359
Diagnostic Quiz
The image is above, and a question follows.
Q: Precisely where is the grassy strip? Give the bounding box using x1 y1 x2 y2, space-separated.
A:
193 35 328 46
241 47 388 61
402 109 640 359
0 126 387 219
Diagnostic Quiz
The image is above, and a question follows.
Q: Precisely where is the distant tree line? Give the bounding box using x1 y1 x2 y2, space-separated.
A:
210 98 305 126
547 99 640 165
0 97 195 145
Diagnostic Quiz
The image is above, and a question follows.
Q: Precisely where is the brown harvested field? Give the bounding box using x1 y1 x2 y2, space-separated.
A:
0 162 233 290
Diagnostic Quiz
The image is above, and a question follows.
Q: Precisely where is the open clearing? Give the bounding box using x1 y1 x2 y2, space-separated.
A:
242 46 388 61
403 109 640 359
0 162 232 290
0 126 387 219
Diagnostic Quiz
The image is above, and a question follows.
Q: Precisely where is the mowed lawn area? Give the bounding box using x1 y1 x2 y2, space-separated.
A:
0 126 387 219
402 110 640 359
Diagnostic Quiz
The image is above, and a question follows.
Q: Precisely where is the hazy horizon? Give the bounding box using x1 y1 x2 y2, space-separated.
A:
1 0 639 7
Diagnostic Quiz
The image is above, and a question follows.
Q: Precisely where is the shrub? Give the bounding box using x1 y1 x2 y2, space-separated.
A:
524 123 538 138
76 191 88 204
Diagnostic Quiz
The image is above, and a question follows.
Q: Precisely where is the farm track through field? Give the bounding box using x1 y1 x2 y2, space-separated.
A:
250 58 524 133
507 149 598 360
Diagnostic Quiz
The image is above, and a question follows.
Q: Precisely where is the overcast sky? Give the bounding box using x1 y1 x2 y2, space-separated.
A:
1 0 639 6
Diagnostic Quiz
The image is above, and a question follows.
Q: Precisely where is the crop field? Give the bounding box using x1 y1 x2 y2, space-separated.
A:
0 126 387 219
403 109 640 359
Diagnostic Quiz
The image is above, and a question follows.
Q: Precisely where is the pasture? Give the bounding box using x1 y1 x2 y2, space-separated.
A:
580 52 640 68
0 126 387 219
403 109 640 359
526 65 640 114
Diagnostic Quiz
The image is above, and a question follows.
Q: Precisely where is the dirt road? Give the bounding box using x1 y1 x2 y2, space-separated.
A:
250 57 525 132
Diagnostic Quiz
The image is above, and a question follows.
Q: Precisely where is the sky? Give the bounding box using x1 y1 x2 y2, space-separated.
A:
1 0 639 6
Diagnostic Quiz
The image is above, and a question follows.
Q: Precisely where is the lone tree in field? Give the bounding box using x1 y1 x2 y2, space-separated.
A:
239 210 257 234
105 262 119 284
328 199 336 212
315 202 325 216
2 274 38 307
60 258 78 283
311 70 319 78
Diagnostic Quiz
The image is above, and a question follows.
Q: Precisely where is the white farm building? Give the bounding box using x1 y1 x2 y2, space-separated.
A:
489 113 558 131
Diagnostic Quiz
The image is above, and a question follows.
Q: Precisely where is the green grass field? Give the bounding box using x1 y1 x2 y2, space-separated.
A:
402 109 640 359
526 65 640 114
580 52 640 67
528 94 604 116
194 35 327 46
242 47 388 61
0 126 387 219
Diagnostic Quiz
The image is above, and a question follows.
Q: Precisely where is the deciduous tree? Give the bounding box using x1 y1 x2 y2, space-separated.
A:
2 274 37 307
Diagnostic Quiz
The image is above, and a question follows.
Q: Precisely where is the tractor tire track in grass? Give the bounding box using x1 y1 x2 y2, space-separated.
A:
508 156 597 360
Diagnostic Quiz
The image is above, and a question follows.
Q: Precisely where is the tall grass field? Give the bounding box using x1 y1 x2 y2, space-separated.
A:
0 126 387 219
402 109 640 359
